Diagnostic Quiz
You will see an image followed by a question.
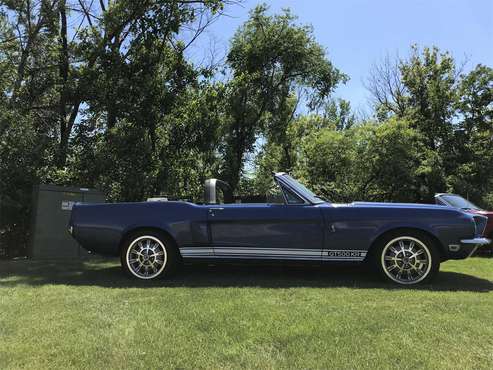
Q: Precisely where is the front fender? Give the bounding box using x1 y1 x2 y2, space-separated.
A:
369 217 475 259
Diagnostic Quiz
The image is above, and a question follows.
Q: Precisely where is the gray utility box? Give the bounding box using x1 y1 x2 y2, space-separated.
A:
30 184 105 259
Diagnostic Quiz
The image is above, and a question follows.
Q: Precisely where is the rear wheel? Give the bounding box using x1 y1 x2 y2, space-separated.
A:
373 231 440 285
121 231 178 280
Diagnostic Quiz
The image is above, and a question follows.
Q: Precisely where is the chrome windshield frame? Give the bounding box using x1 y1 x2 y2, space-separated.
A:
274 172 327 205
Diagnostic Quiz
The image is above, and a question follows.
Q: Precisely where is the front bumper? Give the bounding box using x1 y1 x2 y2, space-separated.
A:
448 238 491 259
460 237 491 246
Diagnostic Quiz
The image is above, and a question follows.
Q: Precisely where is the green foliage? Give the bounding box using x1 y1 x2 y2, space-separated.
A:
221 4 347 190
399 46 458 150
0 0 228 255
449 64 493 207
323 98 356 131
366 46 493 207
0 1 492 257
293 118 438 203
0 110 48 253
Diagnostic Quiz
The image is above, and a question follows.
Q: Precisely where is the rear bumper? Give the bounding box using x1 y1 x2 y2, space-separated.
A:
447 238 491 259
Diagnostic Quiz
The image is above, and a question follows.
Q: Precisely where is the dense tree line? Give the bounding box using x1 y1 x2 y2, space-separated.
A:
0 1 491 255
255 47 493 205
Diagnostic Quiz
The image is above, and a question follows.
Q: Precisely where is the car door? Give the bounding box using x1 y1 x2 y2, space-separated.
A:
207 186 324 261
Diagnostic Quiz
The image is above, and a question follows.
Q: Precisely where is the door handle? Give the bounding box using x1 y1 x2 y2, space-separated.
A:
208 207 224 216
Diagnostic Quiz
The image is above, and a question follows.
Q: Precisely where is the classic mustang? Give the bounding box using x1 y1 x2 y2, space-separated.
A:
69 173 491 285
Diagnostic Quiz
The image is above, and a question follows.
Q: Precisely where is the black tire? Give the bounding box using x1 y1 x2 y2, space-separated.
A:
371 230 440 285
120 230 179 280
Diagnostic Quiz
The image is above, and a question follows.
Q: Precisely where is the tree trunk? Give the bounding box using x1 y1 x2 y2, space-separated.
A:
57 0 70 167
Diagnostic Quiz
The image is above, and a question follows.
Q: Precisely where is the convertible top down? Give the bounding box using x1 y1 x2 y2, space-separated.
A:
69 173 490 285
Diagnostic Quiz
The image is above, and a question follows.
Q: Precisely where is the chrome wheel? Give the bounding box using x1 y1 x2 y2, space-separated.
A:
381 236 432 285
126 235 167 279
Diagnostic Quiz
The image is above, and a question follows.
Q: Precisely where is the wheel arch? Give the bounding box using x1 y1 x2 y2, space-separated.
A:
119 226 179 254
366 227 447 261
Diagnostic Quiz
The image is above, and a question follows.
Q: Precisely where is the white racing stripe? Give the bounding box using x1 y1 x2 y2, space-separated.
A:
179 247 367 261
215 247 321 257
179 247 214 257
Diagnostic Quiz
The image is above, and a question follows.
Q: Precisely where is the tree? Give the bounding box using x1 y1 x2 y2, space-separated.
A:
1 0 229 170
367 46 459 151
0 1 60 253
295 118 437 203
366 53 407 119
365 46 493 201
322 98 356 131
250 97 355 195
399 46 458 152
0 0 233 255
221 4 347 191
448 64 493 206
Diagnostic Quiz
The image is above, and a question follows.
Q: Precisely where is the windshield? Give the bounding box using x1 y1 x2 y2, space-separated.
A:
440 195 481 210
278 174 327 204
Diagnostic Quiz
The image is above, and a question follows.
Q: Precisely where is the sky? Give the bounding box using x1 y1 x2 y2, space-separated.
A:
188 0 493 113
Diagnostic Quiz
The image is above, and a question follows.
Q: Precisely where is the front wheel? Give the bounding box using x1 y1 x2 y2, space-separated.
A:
121 231 178 280
373 231 440 285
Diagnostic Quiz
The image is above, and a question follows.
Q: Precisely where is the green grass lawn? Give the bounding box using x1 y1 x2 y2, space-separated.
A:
1 257 492 369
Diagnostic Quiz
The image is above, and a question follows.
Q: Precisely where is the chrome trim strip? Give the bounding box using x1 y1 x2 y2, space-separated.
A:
459 238 491 257
460 238 491 245
275 176 311 205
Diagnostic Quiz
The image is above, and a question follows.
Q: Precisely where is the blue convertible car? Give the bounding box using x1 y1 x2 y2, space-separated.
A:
69 173 490 285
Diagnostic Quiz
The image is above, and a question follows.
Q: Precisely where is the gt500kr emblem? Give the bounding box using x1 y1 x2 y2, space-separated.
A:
324 250 367 261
